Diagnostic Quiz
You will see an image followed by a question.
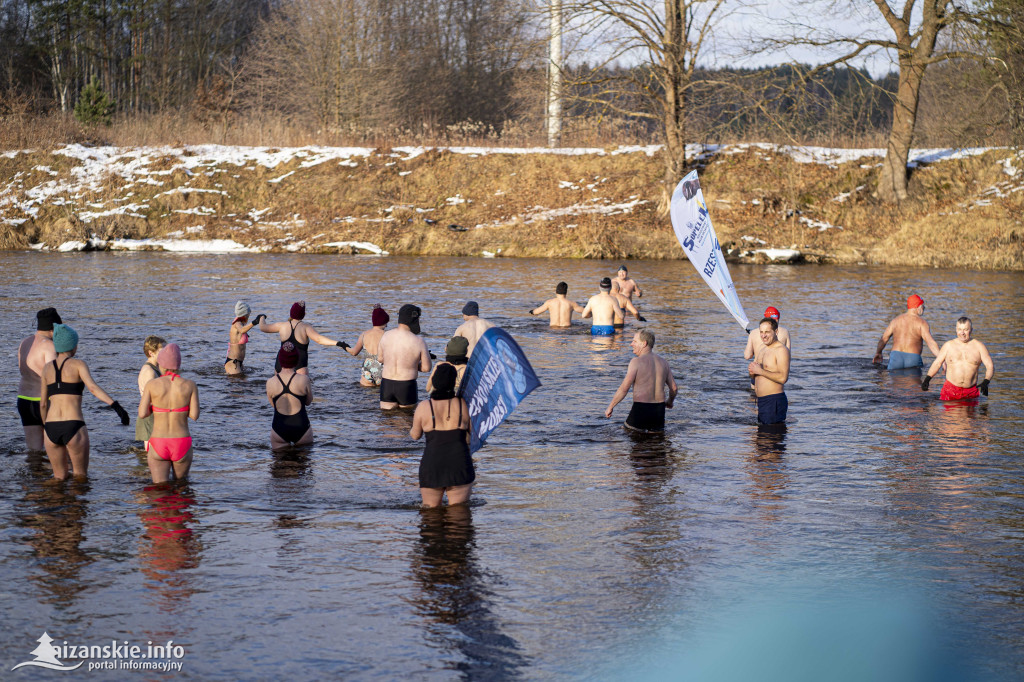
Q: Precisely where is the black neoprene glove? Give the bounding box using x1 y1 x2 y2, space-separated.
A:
979 378 990 396
111 400 130 425
253 314 267 325
921 375 932 391
528 308 535 315
337 341 350 350
637 315 647 322
429 351 437 360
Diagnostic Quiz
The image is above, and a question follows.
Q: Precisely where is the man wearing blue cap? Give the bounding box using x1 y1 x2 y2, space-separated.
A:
453 301 495 357
17 308 61 450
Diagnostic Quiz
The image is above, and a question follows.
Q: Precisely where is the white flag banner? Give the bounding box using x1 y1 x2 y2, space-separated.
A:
669 170 749 329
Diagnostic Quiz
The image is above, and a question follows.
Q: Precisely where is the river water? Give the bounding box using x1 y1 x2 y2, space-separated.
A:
0 252 1022 680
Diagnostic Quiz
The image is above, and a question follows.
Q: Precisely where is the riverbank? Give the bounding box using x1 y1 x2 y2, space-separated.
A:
2 143 1022 268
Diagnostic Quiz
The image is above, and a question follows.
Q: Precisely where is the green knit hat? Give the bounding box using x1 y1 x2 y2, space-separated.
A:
52 323 79 353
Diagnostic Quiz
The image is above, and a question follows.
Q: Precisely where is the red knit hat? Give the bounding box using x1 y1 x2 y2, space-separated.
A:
290 301 306 320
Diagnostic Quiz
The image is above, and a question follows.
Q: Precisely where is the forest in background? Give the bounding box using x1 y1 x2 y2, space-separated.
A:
1 0 1021 145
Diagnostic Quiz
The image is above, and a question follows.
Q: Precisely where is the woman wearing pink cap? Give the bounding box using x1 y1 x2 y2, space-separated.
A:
139 343 200 483
341 304 389 386
258 301 345 375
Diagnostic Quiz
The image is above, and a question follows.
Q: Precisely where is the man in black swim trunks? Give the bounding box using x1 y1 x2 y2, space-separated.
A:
17 308 61 450
605 329 677 432
378 304 432 409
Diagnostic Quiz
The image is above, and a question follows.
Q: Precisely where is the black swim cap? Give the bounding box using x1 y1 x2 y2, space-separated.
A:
398 304 421 334
600 277 612 290
36 308 62 331
430 363 458 400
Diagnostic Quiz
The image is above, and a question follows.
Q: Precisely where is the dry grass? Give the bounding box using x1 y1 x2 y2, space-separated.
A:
1 134 1022 269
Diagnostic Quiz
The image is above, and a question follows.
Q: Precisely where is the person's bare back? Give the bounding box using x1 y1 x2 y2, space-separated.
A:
873 295 940 364
582 291 623 327
379 328 430 381
532 295 584 327
19 333 55 397
453 317 495 356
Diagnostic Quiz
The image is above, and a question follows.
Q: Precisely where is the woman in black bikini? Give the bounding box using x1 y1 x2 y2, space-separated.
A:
266 342 313 449
258 301 344 375
39 323 130 480
410 363 474 508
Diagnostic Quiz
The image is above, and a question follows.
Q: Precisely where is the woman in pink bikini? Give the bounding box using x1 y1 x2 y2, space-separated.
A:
139 344 200 483
224 301 264 375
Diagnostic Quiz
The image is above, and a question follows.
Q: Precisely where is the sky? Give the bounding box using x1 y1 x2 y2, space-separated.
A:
559 0 921 78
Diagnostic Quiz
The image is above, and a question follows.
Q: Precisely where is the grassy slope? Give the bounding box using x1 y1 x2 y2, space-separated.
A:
1 145 1022 269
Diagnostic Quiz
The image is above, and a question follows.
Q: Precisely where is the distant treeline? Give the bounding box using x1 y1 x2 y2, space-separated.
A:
0 0 1016 147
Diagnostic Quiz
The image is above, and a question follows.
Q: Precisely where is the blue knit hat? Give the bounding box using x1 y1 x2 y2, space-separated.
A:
52 323 79 353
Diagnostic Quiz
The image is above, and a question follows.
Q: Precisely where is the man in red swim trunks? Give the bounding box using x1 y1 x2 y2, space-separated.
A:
922 317 995 400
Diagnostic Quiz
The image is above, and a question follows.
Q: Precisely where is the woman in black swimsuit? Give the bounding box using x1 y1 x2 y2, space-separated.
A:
258 301 345 375
266 342 313 449
410 363 474 508
39 323 130 479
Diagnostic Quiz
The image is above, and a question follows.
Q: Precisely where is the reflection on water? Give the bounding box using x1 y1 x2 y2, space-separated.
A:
16 478 92 608
411 505 527 678
0 253 1022 678
136 484 202 613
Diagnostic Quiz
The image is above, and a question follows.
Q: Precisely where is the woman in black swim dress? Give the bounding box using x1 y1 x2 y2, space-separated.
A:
266 342 313 449
410 363 474 508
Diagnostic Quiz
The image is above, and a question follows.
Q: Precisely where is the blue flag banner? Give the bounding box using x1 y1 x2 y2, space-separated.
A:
460 327 541 454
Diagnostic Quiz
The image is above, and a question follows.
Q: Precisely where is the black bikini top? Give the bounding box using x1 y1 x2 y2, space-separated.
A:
48 358 85 396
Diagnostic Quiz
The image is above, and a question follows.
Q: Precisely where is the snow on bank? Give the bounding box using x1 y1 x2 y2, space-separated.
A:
320 241 389 256
44 238 260 253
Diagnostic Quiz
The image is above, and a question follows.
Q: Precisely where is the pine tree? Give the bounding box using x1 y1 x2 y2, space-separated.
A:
74 76 115 125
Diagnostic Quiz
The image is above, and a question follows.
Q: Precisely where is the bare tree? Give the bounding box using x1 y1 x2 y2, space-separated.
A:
556 0 732 205
760 0 993 202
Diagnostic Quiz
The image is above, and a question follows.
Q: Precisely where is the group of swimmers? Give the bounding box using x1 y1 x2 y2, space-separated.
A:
14 269 998 507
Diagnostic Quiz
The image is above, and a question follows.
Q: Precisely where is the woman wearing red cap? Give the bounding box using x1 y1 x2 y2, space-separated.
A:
138 343 200 483
258 301 346 375
341 305 389 387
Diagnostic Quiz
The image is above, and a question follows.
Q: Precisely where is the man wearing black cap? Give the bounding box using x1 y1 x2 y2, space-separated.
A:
378 304 432 409
611 265 642 302
582 278 625 336
453 300 495 357
17 308 61 450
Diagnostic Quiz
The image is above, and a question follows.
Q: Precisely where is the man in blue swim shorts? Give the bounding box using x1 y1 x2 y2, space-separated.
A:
582 277 624 337
873 294 940 370
749 317 791 425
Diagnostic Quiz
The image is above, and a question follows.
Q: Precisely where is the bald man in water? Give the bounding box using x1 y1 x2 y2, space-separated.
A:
17 308 61 451
873 294 940 369
530 282 585 327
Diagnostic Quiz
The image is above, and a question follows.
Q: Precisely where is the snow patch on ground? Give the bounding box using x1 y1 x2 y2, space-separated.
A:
320 241 389 255
799 216 843 232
